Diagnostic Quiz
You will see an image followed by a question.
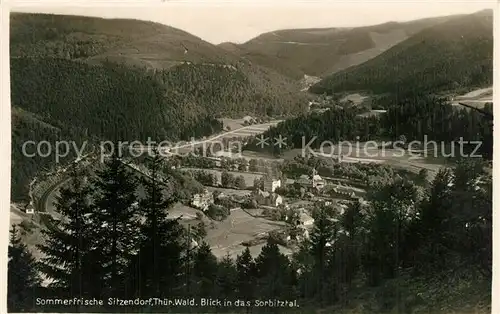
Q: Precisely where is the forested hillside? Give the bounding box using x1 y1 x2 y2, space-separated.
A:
10 13 309 201
248 94 493 159
10 58 216 201
310 10 493 96
10 12 237 66
11 58 305 141
238 15 453 77
11 108 88 202
156 62 308 118
218 42 305 79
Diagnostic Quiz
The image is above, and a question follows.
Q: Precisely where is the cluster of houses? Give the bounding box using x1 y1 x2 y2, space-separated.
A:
328 186 358 200
189 168 364 237
253 190 283 207
252 177 283 207
295 169 326 191
190 176 285 211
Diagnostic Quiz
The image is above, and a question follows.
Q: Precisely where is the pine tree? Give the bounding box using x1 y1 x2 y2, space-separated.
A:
339 201 365 285
413 168 454 271
38 168 100 300
92 153 140 295
308 206 338 304
192 220 207 242
255 237 293 300
214 254 237 299
128 150 185 297
192 242 218 297
236 247 257 306
8 224 41 312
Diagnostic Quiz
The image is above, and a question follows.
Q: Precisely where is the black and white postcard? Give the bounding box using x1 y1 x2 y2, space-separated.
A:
4 1 495 313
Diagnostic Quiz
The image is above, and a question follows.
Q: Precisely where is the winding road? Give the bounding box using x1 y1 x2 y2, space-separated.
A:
36 121 281 215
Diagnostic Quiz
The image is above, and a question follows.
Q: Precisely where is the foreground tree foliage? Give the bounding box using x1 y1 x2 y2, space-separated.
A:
37 167 104 299
91 155 141 297
8 225 41 312
11 153 490 313
126 151 185 298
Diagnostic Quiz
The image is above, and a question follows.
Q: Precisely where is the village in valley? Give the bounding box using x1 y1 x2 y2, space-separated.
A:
125 130 374 260
16 120 374 263
166 153 365 260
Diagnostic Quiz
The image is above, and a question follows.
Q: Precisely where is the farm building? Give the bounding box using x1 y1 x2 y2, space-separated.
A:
263 178 281 192
254 190 283 207
294 169 326 191
191 189 214 211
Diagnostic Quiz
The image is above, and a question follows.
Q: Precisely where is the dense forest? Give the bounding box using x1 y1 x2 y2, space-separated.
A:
310 10 493 96
10 58 222 201
155 62 308 118
10 12 237 64
9 153 491 312
10 56 306 201
248 94 493 159
10 12 310 201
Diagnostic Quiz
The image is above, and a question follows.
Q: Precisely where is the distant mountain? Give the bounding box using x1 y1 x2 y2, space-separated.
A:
218 42 305 79
10 13 308 116
236 15 455 77
310 10 493 97
10 12 238 68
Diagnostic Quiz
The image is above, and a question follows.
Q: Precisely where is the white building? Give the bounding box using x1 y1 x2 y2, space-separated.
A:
256 190 283 207
191 189 214 211
273 194 283 207
311 169 325 190
299 212 314 227
264 178 281 192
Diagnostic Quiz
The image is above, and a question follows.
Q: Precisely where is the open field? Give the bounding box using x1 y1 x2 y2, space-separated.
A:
340 93 369 105
278 143 452 180
205 186 252 197
449 86 493 109
131 120 282 155
221 118 281 131
168 203 203 221
240 150 285 162
455 87 492 99
180 167 263 187
162 202 291 259
206 208 288 259
188 120 282 144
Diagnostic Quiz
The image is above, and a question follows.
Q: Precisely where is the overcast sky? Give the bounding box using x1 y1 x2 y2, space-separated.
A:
11 1 496 44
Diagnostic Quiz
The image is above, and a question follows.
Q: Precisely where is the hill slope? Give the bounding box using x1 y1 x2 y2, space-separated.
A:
10 12 238 68
218 42 305 79
10 13 309 201
237 15 454 77
310 10 493 96
10 13 308 118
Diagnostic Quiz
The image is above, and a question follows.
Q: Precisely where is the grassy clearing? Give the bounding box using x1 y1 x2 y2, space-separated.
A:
206 208 287 259
180 167 263 187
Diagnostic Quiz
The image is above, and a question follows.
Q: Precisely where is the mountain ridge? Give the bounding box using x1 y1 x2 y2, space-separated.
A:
309 10 493 97
232 14 461 77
